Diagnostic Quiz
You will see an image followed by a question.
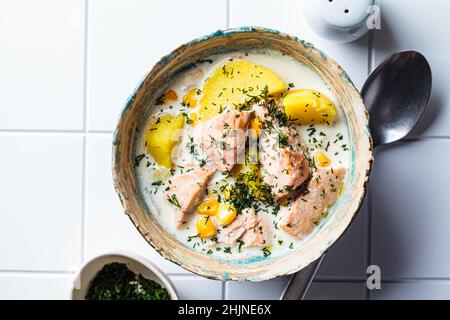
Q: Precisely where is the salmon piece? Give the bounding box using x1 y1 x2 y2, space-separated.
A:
218 208 272 247
165 167 215 227
196 110 252 172
253 104 270 122
240 214 272 247
258 123 311 199
217 208 258 245
280 167 345 238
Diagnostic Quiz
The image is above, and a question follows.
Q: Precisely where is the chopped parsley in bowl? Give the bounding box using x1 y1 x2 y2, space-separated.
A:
72 252 178 300
86 262 170 300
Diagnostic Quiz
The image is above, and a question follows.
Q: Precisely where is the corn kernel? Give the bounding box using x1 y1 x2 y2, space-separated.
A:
215 203 237 226
315 151 331 167
164 89 178 102
196 198 219 216
183 89 198 108
196 216 217 239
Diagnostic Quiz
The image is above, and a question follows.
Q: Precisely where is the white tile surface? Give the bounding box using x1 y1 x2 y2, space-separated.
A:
171 276 223 300
230 0 369 89
317 198 368 279
371 281 450 300
226 278 290 300
371 141 450 278
87 0 227 131
374 0 450 136
0 274 72 300
305 281 366 300
85 135 190 274
0 135 83 271
1 0 449 301
0 0 85 130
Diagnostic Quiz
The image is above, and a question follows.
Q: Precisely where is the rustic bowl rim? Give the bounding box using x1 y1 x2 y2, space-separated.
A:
112 26 373 281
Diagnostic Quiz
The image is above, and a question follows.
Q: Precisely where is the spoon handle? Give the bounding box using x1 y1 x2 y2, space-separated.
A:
280 256 324 300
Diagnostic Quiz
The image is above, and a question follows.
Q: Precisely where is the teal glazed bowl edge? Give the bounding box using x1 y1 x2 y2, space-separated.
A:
112 27 373 281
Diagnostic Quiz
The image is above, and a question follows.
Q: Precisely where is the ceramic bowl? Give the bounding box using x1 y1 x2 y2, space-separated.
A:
112 27 373 281
72 251 179 300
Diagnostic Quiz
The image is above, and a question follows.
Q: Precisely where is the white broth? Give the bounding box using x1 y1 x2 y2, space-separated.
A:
134 49 350 261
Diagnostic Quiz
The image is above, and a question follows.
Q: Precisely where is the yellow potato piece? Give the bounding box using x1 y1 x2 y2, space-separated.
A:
283 89 337 125
215 203 237 227
196 216 217 239
145 114 185 168
199 60 286 121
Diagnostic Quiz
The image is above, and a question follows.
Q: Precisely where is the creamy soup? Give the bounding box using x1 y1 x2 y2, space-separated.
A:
134 49 350 261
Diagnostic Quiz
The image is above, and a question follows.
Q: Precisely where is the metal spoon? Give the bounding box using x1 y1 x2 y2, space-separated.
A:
281 50 432 300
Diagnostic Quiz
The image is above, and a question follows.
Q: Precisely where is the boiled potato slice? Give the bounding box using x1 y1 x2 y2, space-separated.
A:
283 89 337 125
145 114 185 168
199 60 286 121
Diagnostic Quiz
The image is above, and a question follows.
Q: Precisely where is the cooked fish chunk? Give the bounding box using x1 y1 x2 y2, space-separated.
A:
196 110 252 172
280 167 345 238
218 208 272 247
217 208 257 245
258 114 311 198
165 167 215 227
240 214 272 248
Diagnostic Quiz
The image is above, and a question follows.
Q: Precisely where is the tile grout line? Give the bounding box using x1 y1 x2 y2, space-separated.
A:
0 128 450 142
1 130 450 140
366 189 372 300
80 0 90 265
315 277 368 282
3 269 450 284
314 278 367 283
223 281 228 300
0 129 85 134
82 0 89 134
0 270 76 276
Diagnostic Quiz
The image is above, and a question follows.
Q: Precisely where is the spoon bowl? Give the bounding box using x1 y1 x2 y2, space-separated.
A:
362 51 432 146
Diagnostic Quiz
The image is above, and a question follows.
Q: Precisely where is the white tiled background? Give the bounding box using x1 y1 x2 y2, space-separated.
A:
1 0 449 300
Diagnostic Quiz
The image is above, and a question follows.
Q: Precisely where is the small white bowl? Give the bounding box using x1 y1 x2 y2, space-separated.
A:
72 251 179 300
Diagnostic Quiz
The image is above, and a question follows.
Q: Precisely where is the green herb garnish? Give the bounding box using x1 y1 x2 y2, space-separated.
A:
85 262 171 300
134 154 145 167
262 247 271 257
167 194 180 208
